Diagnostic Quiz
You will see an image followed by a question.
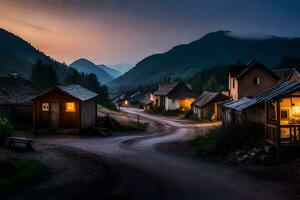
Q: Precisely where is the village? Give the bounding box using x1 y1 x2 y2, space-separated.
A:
1 59 300 199
1 1 300 199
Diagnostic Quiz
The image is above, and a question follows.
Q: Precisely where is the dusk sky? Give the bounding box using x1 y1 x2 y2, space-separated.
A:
0 0 299 65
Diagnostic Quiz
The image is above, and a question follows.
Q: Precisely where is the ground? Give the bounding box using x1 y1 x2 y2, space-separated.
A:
1 107 300 200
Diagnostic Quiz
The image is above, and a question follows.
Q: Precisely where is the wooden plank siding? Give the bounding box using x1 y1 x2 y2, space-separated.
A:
33 89 80 130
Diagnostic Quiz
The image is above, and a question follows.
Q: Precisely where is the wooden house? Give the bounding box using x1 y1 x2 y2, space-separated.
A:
113 94 130 109
0 74 43 125
192 91 228 120
140 92 155 111
153 81 196 111
228 60 279 101
32 85 98 131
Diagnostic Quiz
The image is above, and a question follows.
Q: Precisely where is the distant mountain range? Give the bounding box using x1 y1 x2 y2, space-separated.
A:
97 64 122 78
69 58 115 84
109 30 300 91
107 63 135 74
0 27 70 81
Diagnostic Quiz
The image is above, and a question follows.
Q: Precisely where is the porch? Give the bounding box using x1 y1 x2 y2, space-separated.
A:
265 94 300 146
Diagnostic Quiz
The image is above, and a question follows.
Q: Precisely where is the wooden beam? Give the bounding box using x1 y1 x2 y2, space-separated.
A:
276 99 281 146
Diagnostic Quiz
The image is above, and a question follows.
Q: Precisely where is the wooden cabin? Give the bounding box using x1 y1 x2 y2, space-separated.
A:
140 93 155 111
113 94 130 109
228 60 279 101
0 74 43 125
32 85 98 131
153 81 195 111
224 81 300 147
192 91 228 121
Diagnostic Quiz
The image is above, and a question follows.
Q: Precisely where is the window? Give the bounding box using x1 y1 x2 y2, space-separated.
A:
253 77 260 85
65 102 76 112
42 103 49 111
232 78 235 88
280 110 289 120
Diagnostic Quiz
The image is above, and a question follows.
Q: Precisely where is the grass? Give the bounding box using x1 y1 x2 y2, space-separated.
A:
0 157 46 190
122 121 148 132
192 127 220 154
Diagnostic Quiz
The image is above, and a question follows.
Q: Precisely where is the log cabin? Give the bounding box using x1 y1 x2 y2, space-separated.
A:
192 91 228 120
0 74 43 125
153 81 196 111
32 85 97 131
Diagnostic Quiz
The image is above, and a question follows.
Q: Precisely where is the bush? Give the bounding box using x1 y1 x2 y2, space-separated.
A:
184 110 193 118
0 118 13 145
193 127 220 154
193 122 265 155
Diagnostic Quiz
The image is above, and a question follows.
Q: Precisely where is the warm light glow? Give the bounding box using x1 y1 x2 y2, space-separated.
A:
178 98 195 111
65 102 76 112
124 100 128 106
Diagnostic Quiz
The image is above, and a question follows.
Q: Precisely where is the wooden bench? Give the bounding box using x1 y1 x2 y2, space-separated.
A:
7 137 34 151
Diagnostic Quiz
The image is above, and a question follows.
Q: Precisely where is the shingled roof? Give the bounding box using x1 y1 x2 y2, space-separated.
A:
154 82 179 96
224 81 300 111
192 91 219 108
154 81 195 98
0 74 43 105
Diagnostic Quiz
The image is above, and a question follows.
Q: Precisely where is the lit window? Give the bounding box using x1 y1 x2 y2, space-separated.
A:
124 100 128 106
65 102 76 112
42 103 49 111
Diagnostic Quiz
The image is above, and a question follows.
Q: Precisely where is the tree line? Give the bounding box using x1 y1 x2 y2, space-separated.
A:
30 60 114 109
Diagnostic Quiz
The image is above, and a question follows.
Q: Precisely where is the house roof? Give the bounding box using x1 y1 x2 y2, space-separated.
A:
224 81 300 111
192 91 227 108
272 67 300 82
153 82 179 96
154 81 195 98
140 93 153 105
228 60 279 80
56 85 98 101
0 74 43 105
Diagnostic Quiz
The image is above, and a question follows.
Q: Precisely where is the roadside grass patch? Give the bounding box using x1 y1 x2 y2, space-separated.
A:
0 156 46 190
193 122 265 156
193 127 220 154
0 158 46 190
122 121 148 132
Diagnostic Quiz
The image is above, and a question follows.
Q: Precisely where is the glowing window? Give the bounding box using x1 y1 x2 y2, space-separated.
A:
42 103 49 111
124 100 128 106
65 102 76 112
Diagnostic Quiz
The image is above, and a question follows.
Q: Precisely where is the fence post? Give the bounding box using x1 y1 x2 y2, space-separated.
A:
137 114 140 130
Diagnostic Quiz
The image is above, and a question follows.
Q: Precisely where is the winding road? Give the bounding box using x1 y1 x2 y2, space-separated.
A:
41 107 285 200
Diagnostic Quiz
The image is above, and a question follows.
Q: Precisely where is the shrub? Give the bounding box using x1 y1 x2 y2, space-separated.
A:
193 122 265 155
184 110 193 118
0 118 13 145
193 127 220 154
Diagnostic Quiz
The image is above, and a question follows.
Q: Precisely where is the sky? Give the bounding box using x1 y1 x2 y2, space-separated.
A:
0 0 300 65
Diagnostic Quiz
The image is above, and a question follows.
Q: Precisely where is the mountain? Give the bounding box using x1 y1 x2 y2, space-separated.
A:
97 64 122 78
69 58 114 84
107 63 135 74
0 27 71 81
109 30 300 91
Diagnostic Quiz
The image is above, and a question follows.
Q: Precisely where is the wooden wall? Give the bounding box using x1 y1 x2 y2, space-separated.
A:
33 89 80 130
80 98 96 129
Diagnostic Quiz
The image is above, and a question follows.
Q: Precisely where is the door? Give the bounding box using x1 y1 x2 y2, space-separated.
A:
50 102 59 130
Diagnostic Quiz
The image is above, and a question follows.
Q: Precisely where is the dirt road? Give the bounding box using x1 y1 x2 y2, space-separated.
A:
33 107 287 200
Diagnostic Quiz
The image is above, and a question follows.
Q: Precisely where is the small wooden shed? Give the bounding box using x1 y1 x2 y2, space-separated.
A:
32 85 98 131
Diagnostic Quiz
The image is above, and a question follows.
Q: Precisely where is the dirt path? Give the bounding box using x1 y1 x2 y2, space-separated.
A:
3 107 296 199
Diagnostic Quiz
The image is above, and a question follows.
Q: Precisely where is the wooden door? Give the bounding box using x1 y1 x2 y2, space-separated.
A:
50 102 59 130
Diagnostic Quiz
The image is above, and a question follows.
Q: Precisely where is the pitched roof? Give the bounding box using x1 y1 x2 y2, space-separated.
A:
224 81 300 111
228 60 279 80
0 74 43 105
192 91 226 108
153 82 179 96
272 67 300 82
56 85 98 101
140 93 153 105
